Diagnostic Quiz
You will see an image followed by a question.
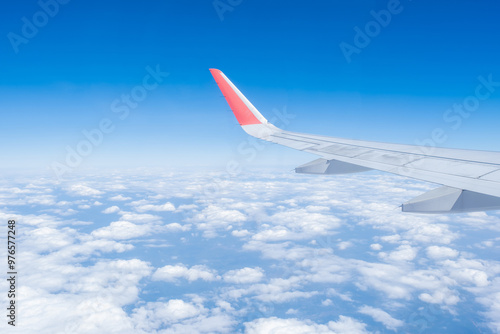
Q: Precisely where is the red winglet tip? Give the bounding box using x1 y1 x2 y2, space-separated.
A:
210 69 262 126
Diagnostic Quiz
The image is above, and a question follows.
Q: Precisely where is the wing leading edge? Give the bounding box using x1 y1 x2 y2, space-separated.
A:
210 69 500 213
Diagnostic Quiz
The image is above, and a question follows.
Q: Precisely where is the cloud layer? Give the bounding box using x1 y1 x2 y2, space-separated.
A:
1 170 500 333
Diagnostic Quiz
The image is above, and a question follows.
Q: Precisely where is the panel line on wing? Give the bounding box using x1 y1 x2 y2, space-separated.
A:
281 131 500 166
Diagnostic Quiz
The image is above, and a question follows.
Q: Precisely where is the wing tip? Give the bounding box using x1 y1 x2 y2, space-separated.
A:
209 69 265 126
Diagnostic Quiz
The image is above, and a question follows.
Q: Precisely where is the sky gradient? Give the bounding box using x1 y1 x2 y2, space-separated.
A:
2 0 500 173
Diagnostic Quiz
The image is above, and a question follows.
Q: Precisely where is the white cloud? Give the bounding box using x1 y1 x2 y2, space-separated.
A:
110 194 132 201
152 264 220 282
244 316 368 334
135 202 175 212
358 306 404 331
338 241 353 250
379 245 418 262
15 259 151 334
232 229 252 237
189 205 247 237
176 204 198 211
356 263 411 299
380 234 401 244
132 299 202 330
326 288 353 302
119 212 161 224
419 288 460 305
24 226 75 252
165 222 191 232
370 243 383 251
67 184 103 197
102 205 120 214
476 289 500 333
328 315 369 334
92 221 152 240
223 267 264 284
229 277 319 304
426 246 459 260
265 209 341 239
439 258 492 288
322 299 333 306
255 290 318 303
403 223 458 245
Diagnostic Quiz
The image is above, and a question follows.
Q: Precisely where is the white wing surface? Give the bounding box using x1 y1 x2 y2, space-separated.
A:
210 69 500 213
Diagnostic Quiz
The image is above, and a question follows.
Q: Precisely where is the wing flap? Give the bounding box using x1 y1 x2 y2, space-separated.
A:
403 186 500 213
295 158 372 175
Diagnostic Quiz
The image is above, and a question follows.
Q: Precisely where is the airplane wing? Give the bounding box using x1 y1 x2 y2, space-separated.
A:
209 68 500 213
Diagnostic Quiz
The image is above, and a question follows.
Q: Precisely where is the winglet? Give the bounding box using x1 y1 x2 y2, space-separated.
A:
209 69 268 126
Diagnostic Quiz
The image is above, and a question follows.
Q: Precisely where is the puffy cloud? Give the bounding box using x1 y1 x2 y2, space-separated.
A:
244 316 368 334
67 184 103 197
262 208 341 240
380 234 401 244
327 315 369 334
102 205 120 214
358 306 404 331
165 222 191 232
321 299 333 306
326 288 353 302
110 194 132 201
223 267 265 284
119 212 161 224
176 204 198 211
338 241 353 250
15 259 151 334
152 264 220 282
426 246 459 260
91 221 152 240
476 288 500 333
225 277 318 303
356 263 412 299
379 245 418 262
24 226 76 252
188 205 247 237
441 258 492 287
132 299 202 330
403 223 458 245
419 288 460 305
232 229 252 237
134 201 175 212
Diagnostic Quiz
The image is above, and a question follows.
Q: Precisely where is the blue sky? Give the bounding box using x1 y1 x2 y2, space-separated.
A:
2 0 500 172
